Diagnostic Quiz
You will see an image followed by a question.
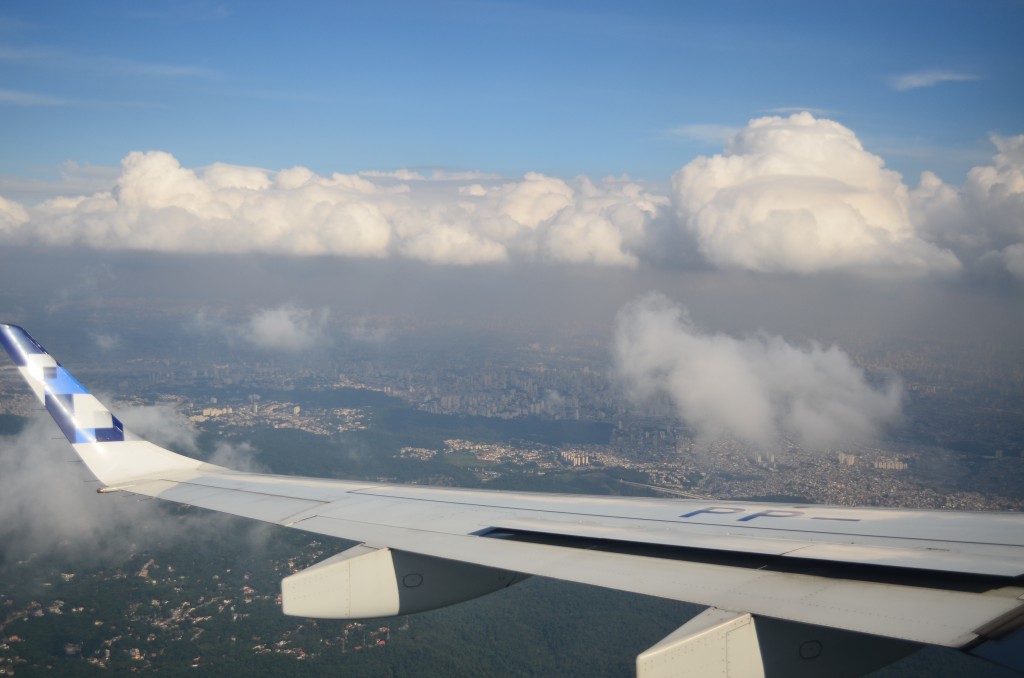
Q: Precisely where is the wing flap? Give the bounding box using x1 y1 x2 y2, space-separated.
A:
486 517 1024 577
784 542 1024 577
289 513 1020 649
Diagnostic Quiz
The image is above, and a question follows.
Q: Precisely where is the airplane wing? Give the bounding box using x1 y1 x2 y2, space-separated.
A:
2 323 1022 678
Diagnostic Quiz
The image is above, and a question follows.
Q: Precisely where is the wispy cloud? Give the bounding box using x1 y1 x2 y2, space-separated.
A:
764 106 838 117
669 124 740 144
871 143 991 167
889 70 980 91
0 45 60 61
0 16 34 32
122 2 231 22
0 88 71 106
0 44 218 80
107 57 219 80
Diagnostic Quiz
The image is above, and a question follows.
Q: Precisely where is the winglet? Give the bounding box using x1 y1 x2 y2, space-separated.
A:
0 324 127 444
0 324 216 486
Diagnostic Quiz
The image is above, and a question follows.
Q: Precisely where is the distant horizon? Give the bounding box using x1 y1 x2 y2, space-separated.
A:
2 1 1021 184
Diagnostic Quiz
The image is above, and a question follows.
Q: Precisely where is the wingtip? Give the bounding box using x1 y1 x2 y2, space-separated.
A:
0 324 48 366
0 323 29 337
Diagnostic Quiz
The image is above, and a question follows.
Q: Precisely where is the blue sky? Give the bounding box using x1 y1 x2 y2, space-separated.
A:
2 0 1022 185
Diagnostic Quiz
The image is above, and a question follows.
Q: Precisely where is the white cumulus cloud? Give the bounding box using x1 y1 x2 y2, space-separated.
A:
0 194 29 231
1 116 1022 283
188 304 333 352
668 112 961 276
912 134 1024 279
538 177 667 266
245 304 332 351
613 294 903 451
1001 244 1024 279
0 151 659 267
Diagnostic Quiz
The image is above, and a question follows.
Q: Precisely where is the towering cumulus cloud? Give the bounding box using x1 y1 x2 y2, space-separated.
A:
613 294 903 451
913 134 1024 279
669 112 960 276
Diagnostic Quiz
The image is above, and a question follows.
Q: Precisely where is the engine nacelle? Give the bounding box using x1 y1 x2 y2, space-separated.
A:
281 544 526 619
636 608 920 678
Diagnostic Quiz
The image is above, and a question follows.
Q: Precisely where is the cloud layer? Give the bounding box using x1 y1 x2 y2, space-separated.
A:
613 294 903 451
0 151 662 267
0 113 1021 280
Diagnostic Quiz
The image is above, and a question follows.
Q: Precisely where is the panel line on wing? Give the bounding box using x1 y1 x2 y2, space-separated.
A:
347 488 1024 548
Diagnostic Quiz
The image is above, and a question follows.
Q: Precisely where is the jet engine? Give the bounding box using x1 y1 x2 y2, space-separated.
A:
281 544 527 618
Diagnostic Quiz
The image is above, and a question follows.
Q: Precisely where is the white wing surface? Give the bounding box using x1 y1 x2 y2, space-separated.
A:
2 323 1022 677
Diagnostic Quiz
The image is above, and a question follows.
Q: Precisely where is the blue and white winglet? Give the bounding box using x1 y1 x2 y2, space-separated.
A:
2 322 1023 678
0 323 216 485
